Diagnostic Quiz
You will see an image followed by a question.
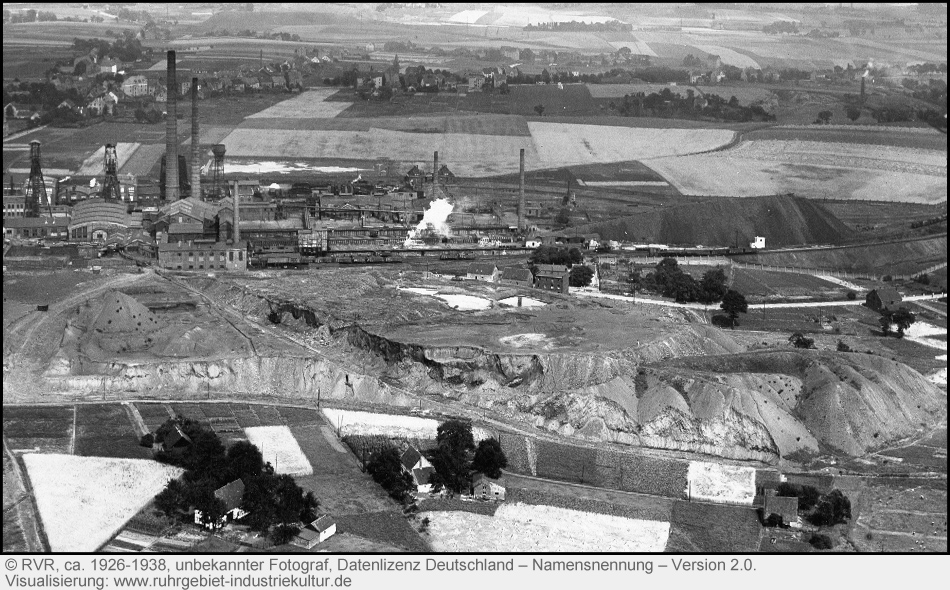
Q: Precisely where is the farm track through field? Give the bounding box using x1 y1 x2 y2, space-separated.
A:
3 436 47 552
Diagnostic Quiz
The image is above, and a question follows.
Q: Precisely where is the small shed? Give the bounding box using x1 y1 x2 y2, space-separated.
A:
865 287 902 313
471 474 505 501
293 514 337 548
467 262 499 283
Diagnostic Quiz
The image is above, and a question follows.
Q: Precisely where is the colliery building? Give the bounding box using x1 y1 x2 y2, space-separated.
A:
68 198 137 244
3 216 70 240
157 239 248 272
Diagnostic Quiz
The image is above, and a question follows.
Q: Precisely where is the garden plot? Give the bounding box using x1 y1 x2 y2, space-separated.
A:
321 409 492 441
74 142 140 176
423 503 669 552
244 426 312 476
245 88 350 119
22 453 182 553
686 461 756 505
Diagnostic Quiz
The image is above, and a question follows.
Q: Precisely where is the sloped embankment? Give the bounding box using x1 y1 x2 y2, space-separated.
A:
578 193 853 247
731 234 947 275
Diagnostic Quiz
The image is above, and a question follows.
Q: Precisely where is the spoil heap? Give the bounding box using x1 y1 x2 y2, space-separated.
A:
92 290 165 334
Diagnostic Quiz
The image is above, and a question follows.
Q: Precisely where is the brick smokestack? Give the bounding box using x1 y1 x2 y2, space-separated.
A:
233 191 240 243
433 150 439 193
191 77 200 199
518 148 525 232
165 51 179 200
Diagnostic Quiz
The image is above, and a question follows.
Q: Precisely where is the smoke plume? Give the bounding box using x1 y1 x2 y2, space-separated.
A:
405 198 453 246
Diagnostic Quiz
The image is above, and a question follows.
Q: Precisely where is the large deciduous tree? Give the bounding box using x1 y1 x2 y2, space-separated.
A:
720 289 748 328
471 438 508 479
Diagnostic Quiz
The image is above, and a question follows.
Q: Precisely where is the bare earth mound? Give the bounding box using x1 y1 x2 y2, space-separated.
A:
579 193 853 247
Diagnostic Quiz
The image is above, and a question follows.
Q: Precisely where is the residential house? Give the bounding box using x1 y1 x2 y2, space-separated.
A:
56 99 82 115
525 238 542 248
98 56 119 74
467 75 485 93
534 264 570 293
292 515 337 548
230 78 246 93
471 474 506 501
865 287 902 313
400 446 435 493
467 262 500 283
73 54 98 75
194 479 248 529
242 77 261 90
161 425 192 455
3 195 26 218
152 84 168 103
404 165 425 191
762 490 800 527
500 267 534 288
121 75 149 97
285 70 303 89
4 103 35 119
436 165 455 185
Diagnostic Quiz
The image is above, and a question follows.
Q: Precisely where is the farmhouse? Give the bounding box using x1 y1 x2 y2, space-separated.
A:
121 75 149 97
534 264 570 294
194 479 248 529
292 515 337 548
500 267 534 288
471 474 505 501
762 490 800 527
400 445 435 493
467 262 500 283
161 426 192 455
865 288 902 313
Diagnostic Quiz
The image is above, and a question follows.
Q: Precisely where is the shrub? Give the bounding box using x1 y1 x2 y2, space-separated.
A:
789 332 815 349
836 340 853 353
809 533 834 550
762 513 789 528
139 433 154 447
882 275 893 282
846 291 857 300
809 489 852 526
269 523 300 545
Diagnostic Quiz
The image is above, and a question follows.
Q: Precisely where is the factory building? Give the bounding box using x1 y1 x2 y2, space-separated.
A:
3 216 70 241
68 199 134 243
157 239 248 272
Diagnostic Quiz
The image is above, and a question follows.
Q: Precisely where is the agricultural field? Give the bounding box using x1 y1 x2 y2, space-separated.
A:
218 86 738 177
852 479 947 553
74 143 141 176
3 405 73 454
2 454 29 552
22 453 182 552
245 88 351 119
244 426 312 476
745 125 948 151
644 139 947 203
688 44 761 69
729 269 848 299
686 461 756 505
665 501 763 552
289 423 395 515
333 511 429 552
321 408 493 441
423 503 670 552
74 404 152 459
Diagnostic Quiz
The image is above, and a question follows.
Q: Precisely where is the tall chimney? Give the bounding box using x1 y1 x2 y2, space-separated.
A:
233 191 240 243
433 150 439 194
191 77 201 199
518 148 526 232
165 51 179 200
860 76 865 102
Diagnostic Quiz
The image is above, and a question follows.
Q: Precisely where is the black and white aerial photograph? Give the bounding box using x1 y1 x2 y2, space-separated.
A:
2 1 947 563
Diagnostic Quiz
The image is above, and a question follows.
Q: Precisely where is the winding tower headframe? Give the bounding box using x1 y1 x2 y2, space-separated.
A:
101 143 122 201
26 140 51 217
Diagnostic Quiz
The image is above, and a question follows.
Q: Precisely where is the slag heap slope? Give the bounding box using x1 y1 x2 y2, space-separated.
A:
92 290 165 334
